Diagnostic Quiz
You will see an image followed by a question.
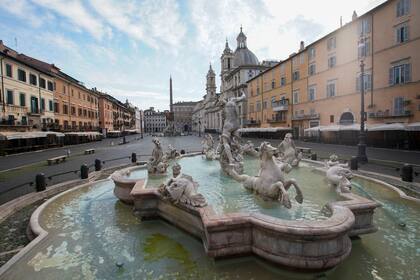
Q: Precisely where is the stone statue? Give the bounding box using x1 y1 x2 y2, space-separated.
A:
277 133 302 167
241 140 259 157
229 142 303 209
218 92 246 174
165 144 180 160
326 154 348 168
147 137 168 174
325 158 353 193
202 134 218 160
159 164 207 207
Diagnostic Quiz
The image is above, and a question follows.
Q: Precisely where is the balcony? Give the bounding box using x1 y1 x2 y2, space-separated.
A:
368 110 413 119
0 104 28 115
267 117 287 124
292 113 320 121
272 101 289 112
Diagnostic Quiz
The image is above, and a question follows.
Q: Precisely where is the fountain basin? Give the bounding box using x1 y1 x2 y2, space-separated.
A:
131 176 379 270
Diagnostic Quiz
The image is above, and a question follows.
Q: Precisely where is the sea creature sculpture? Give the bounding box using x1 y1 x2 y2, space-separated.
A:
326 154 348 168
229 142 303 209
241 140 259 157
277 133 302 167
201 134 218 160
159 165 207 207
325 160 353 193
165 144 180 160
147 137 168 174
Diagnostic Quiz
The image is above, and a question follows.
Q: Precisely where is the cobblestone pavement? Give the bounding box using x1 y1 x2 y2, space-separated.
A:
1 134 419 204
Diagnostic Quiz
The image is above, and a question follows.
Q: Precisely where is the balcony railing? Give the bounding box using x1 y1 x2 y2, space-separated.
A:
0 104 28 114
368 110 413 118
292 113 320 121
272 101 289 112
267 117 287 123
244 120 261 127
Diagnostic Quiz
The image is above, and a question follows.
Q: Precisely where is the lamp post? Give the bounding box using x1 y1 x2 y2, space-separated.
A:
357 38 368 163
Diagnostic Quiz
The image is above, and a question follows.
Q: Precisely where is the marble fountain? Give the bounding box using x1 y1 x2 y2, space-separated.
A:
0 95 419 279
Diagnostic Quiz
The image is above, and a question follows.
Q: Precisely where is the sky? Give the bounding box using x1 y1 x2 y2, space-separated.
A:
0 0 386 110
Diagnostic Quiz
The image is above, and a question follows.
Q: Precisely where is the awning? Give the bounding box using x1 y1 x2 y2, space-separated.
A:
65 132 102 136
239 127 292 133
406 122 420 131
0 131 65 140
368 123 405 131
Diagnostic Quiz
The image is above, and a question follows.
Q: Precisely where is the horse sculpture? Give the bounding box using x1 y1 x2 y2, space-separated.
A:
229 142 303 209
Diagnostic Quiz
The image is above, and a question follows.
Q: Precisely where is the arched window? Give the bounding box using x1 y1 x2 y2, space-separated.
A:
339 112 354 124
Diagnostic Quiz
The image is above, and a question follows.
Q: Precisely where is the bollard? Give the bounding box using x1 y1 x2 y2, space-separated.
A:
131 153 137 163
80 164 89 179
35 173 46 192
180 149 186 155
310 153 317 161
350 156 358 170
95 159 102 171
401 164 413 182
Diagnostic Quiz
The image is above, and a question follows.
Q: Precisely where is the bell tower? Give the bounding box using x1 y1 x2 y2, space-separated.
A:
206 63 216 99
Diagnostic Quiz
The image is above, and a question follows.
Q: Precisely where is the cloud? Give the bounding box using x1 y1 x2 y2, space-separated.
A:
0 0 43 27
89 0 187 50
31 0 110 40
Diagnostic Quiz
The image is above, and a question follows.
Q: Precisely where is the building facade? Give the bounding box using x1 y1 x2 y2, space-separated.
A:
144 107 167 133
173 101 197 133
97 91 114 134
0 41 55 129
246 0 420 148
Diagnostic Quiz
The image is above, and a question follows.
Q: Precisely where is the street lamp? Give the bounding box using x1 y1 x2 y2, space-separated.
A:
357 37 368 163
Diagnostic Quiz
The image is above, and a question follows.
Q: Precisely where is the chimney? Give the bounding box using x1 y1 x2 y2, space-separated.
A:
299 41 305 51
340 16 343 27
352 11 358 21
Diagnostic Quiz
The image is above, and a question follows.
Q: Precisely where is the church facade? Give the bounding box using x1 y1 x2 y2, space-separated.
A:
193 27 276 134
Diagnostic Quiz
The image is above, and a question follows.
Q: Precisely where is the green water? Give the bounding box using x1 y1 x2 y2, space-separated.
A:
1 158 419 280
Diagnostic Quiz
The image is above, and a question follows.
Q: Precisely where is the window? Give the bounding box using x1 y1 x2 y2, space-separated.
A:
271 80 275 89
327 37 336 50
47 81 53 91
292 90 299 104
263 100 268 109
18 69 26 82
39 78 46 89
308 47 316 60
249 104 254 113
308 64 316 76
359 17 371 35
328 56 336 68
293 71 300 81
78 108 82 116
28 73 37 86
54 102 59 113
256 101 261 112
394 97 404 115
19 93 25 106
389 63 411 85
358 38 371 58
330 115 334 123
63 85 66 94
280 76 286 86
49 100 53 111
327 81 336 97
6 90 13 105
300 54 305 64
357 73 372 91
5 64 12 77
71 106 76 115
256 87 260 95
63 104 68 114
396 0 410 17
396 24 409 43
280 64 285 74
308 86 316 101
41 98 45 111
30 96 38 113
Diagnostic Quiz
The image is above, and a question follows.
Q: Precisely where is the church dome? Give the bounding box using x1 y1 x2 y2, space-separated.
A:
233 27 259 67
233 48 259 67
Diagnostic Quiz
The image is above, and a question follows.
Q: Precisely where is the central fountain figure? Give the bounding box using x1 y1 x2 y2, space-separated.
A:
147 137 168 174
218 91 246 174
